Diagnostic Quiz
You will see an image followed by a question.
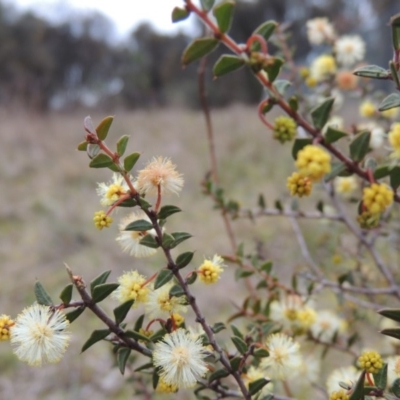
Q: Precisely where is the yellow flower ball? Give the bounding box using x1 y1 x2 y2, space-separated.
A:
273 116 297 143
295 145 331 182
93 210 113 230
286 172 312 197
359 100 375 118
362 183 393 214
358 350 383 374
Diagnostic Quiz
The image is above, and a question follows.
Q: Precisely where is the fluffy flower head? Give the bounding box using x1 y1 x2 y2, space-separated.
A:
310 55 337 82
260 333 301 380
10 304 70 366
336 70 358 90
334 176 357 197
326 365 358 394
198 255 226 284
334 35 365 66
310 310 347 342
96 173 130 206
112 270 151 306
295 145 331 182
116 210 158 258
137 156 183 196
306 17 335 45
153 328 208 388
145 281 187 319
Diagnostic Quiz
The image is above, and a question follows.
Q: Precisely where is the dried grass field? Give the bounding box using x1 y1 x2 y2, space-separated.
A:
0 105 370 399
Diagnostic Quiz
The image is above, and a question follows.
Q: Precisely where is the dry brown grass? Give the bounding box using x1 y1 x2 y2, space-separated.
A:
0 105 371 399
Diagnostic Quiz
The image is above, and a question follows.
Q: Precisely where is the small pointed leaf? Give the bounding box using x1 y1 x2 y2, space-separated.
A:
84 115 96 134
134 314 145 332
59 284 73 305
251 20 278 51
273 79 291 95
90 270 111 296
154 270 174 289
113 300 134 325
353 65 389 79
373 363 387 390
81 329 110 352
200 0 215 11
324 162 349 182
379 92 400 111
124 219 153 231
176 251 194 269
65 307 85 323
158 205 182 220
116 135 129 156
171 6 190 22
139 235 160 248
170 232 192 248
96 116 113 140
169 284 185 297
213 1 235 33
350 131 371 162
390 166 400 189
77 141 88 151
311 97 335 130
249 378 270 396
124 152 140 172
264 57 283 82
393 378 400 396
231 336 248 354
208 368 230 382
211 322 226 334
92 283 119 303
117 348 131 374
34 281 53 306
182 38 219 66
213 55 245 77
374 165 392 179
349 371 366 400
125 329 151 342
325 127 348 144
89 153 114 168
379 308 400 323
87 143 100 159
162 233 175 248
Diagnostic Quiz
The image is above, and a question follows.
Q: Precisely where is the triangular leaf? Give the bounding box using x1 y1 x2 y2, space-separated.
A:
208 368 230 382
182 38 219 66
350 131 371 162
249 378 270 396
324 162 349 182
157 205 182 220
96 116 113 140
171 6 190 23
92 283 119 303
170 232 192 248
251 20 278 51
175 251 194 269
378 92 400 111
77 141 88 151
213 1 235 33
325 127 348 144
117 347 131 374
154 270 174 289
113 300 134 325
169 284 186 297
213 55 245 77
81 329 110 352
89 153 114 168
379 308 400 323
200 0 215 11
116 135 129 157
373 363 387 390
264 57 283 82
139 235 160 248
349 371 366 400
59 284 73 305
311 97 335 130
34 281 53 306
65 307 85 323
124 219 153 231
390 166 400 189
124 152 140 172
292 138 312 160
90 270 111 296
231 336 248 354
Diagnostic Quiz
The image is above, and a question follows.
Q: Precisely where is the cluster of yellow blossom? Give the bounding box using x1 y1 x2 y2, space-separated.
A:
273 116 297 143
362 183 393 214
295 145 331 182
286 172 312 197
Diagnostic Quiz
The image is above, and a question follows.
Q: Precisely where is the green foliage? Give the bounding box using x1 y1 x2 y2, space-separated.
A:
349 131 371 162
175 251 194 268
213 1 235 33
90 271 111 296
292 138 312 160
81 329 110 352
89 154 114 168
124 219 153 231
59 284 73 305
311 97 334 130
124 152 141 172
353 65 389 79
34 281 53 306
96 116 113 141
92 283 119 303
171 7 190 22
379 93 400 111
116 135 129 156
113 300 134 325
249 378 270 395
117 348 131 375
325 127 348 144
154 270 174 289
65 307 85 323
251 20 278 51
157 205 181 219
213 55 245 77
182 38 219 66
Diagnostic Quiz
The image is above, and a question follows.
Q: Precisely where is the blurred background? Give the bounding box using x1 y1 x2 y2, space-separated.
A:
0 0 399 399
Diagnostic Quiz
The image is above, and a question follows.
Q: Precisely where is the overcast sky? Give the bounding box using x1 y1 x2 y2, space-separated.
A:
8 0 197 38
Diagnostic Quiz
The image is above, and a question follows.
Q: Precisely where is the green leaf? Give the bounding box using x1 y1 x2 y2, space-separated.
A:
154 270 174 289
231 336 247 354
96 116 113 140
213 55 245 77
92 283 119 303
170 232 192 248
213 1 235 33
117 348 131 374
288 96 299 111
87 143 100 159
325 127 348 144
162 233 175 248
134 362 153 372
391 13 400 51
365 157 377 172
390 166 400 189
107 163 120 173
200 0 215 11
292 138 312 160
353 65 389 79
176 251 194 269
393 378 400 396
230 356 241 372
273 79 291 95
264 57 283 82
379 92 400 111
374 165 392 180
186 272 198 285
158 205 182 220
125 329 151 342
117 198 137 207
34 281 53 306
350 131 371 162
113 300 134 325
373 363 387 390
116 135 129 156
182 38 219 66
65 307 85 323
311 97 335 130
253 348 269 358
77 141 88 151
139 235 160 248
211 322 226 334
124 219 153 231
81 329 110 352
152 369 160 390
89 153 114 168
379 308 400 323
124 152 140 172
208 368 230 382
324 162 349 182
249 378 270 396
260 261 272 274
349 371 366 400
134 314 145 332
171 6 190 23
231 324 244 339
90 270 111 296
251 20 278 51
59 284 73 305
169 284 185 297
